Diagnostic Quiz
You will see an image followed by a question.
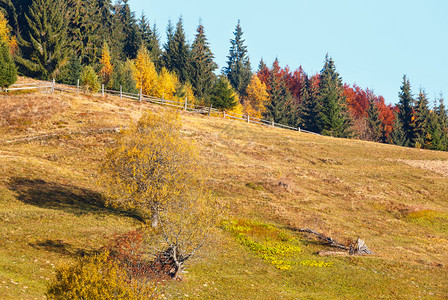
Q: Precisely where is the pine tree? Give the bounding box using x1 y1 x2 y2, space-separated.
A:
413 89 431 148
16 0 68 79
210 76 238 110
190 23 217 102
318 55 352 137
396 75 415 145
162 17 190 84
223 20 252 97
366 98 382 142
0 39 16 89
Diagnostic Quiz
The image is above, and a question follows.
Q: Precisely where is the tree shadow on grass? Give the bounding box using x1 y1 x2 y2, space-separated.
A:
7 177 144 222
29 239 98 258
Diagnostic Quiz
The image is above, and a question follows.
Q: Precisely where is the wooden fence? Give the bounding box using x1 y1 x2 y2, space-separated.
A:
4 80 320 136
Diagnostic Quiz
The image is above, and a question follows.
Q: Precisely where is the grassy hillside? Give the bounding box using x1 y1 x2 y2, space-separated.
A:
1 83 447 299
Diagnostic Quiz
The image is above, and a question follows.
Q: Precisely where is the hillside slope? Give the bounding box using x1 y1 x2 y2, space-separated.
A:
0 87 447 299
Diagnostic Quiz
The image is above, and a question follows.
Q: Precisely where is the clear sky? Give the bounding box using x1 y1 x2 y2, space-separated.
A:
128 0 448 105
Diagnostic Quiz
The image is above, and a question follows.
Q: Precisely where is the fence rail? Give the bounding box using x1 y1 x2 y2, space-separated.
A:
5 81 321 136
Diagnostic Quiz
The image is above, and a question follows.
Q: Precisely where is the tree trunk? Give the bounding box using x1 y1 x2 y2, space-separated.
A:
150 208 159 228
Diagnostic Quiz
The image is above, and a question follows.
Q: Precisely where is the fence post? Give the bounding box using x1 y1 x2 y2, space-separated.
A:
52 78 55 93
76 79 79 94
102 84 105 97
120 86 122 101
184 97 187 111
298 127 301 132
271 120 274 127
162 93 165 104
139 88 142 102
247 114 250 123
208 104 212 116
223 110 226 118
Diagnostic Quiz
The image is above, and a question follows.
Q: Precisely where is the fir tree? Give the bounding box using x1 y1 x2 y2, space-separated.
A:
396 75 415 145
223 20 252 97
109 59 137 93
163 17 190 83
16 0 68 79
318 55 352 137
413 89 431 148
0 39 16 88
264 61 293 124
366 98 382 142
139 12 151 48
190 23 217 101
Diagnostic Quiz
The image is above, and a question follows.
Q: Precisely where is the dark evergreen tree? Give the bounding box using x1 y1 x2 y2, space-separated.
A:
190 23 217 101
396 75 415 145
318 55 352 137
413 89 432 147
366 98 382 142
148 23 162 70
223 20 252 96
258 58 267 72
138 12 151 48
109 60 137 93
0 40 17 88
58 55 82 85
390 112 409 146
210 76 237 110
264 61 292 124
115 0 141 59
16 0 68 79
300 75 322 133
162 17 190 83
435 95 448 150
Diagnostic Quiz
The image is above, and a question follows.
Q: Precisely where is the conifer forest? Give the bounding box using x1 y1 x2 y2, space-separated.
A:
1 0 448 150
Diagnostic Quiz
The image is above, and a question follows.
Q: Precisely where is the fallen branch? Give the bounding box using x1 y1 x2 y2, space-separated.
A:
298 228 374 255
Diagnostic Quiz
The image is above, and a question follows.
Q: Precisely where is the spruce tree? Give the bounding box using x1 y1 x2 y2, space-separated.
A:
413 89 431 148
16 0 68 79
318 55 352 137
0 39 16 89
190 23 217 102
162 17 190 84
109 60 137 93
223 20 252 97
148 23 162 70
366 98 382 142
264 61 293 124
116 0 141 59
300 75 322 133
210 76 238 110
396 75 415 145
139 13 151 48
59 55 82 85
390 112 409 146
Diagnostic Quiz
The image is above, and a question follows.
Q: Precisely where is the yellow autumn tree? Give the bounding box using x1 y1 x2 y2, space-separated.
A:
243 74 270 119
133 46 158 95
155 67 177 100
100 42 113 86
175 82 196 105
0 12 17 55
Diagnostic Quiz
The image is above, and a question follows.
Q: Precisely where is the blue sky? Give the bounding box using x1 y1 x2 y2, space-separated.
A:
129 0 448 105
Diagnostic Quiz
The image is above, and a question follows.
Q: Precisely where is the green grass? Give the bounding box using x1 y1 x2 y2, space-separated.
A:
0 85 448 298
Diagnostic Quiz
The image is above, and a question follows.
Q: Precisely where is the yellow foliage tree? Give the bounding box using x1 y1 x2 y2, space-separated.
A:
175 82 196 105
134 46 158 95
0 12 17 55
155 67 177 100
243 74 270 119
99 110 221 279
100 43 113 86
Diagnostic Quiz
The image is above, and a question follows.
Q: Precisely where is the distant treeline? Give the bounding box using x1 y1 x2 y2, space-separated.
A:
0 0 447 150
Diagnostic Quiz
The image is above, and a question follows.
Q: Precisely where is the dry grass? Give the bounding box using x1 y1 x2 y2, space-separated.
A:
0 88 448 298
397 159 448 177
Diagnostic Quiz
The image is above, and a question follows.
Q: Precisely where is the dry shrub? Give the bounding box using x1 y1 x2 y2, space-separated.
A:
46 251 158 300
0 94 68 129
